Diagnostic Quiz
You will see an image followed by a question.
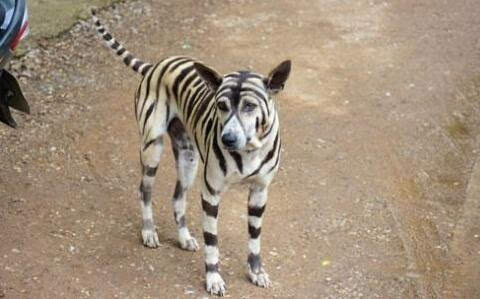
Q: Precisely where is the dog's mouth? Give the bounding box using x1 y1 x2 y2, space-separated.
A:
223 145 240 151
246 136 262 150
221 141 246 151
223 137 262 152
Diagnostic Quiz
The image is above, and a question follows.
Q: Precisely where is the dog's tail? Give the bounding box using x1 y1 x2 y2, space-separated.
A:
91 8 153 76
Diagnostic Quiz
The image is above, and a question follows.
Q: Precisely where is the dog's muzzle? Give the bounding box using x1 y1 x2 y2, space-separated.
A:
221 132 237 149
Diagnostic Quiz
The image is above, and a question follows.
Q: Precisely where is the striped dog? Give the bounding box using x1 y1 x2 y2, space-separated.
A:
92 9 290 296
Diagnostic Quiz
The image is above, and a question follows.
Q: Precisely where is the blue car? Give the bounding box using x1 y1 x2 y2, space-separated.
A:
0 0 29 128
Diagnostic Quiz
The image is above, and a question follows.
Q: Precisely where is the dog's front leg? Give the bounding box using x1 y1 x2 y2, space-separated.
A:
247 182 272 288
201 177 226 296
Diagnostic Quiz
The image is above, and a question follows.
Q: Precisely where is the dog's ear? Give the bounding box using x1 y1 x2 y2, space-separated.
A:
194 62 223 91
265 60 291 94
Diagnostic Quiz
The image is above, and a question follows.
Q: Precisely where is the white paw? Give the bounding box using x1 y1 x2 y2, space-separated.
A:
141 228 160 248
206 272 227 296
179 237 199 251
248 267 272 288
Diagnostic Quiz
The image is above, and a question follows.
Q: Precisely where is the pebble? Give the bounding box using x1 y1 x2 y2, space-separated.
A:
322 260 331 267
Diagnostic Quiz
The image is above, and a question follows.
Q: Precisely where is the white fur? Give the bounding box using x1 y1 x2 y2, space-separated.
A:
202 211 218 235
130 58 139 67
173 198 186 218
138 63 148 74
247 265 271 288
205 245 220 264
206 272 226 296
222 115 247 148
140 199 153 221
248 215 263 228
248 238 261 255
178 227 198 251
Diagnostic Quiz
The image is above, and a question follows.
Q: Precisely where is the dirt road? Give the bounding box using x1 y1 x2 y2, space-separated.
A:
1 0 480 298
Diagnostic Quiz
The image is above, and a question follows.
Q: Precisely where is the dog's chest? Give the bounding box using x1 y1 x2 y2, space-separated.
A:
224 150 266 184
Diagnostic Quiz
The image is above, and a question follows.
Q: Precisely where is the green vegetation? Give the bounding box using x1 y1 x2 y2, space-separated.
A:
28 0 124 39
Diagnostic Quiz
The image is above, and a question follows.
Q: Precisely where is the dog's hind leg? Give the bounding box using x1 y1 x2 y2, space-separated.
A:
168 117 200 251
138 130 164 248
137 87 169 248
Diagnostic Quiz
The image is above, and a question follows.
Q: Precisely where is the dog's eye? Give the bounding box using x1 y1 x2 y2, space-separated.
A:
243 102 257 112
217 101 229 112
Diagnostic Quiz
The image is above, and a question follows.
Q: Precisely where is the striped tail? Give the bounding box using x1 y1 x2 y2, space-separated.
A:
91 8 153 76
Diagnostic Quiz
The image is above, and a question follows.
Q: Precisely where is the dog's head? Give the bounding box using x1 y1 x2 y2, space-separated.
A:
194 60 291 151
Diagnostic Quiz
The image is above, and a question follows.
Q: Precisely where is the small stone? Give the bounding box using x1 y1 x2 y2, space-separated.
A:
182 40 191 49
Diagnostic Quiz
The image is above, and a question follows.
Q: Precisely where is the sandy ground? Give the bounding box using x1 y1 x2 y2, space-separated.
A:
1 0 480 298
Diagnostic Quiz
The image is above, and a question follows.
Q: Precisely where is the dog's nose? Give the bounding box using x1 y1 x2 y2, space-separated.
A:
221 133 237 148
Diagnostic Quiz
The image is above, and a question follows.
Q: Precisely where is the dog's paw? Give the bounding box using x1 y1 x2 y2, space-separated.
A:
206 272 227 296
248 267 272 288
141 228 160 248
179 237 199 251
